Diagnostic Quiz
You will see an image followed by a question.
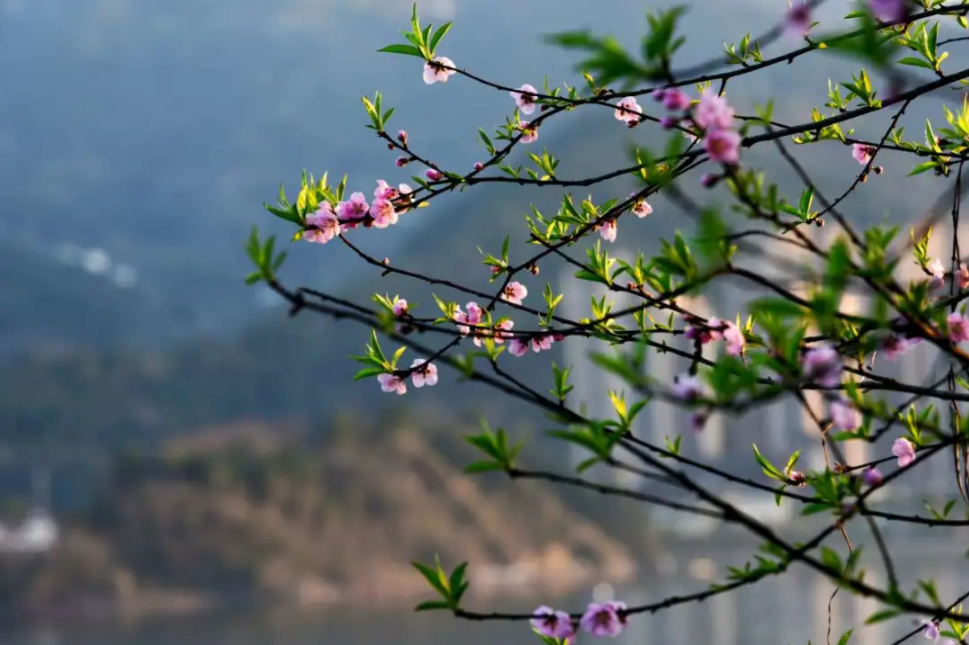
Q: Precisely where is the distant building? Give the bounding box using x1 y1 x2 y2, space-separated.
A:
0 508 59 553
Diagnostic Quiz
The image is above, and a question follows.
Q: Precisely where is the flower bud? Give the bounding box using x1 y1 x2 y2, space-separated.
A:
700 173 720 188
861 467 884 487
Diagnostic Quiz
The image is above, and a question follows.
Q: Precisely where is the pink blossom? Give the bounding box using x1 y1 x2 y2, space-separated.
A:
614 97 642 125
474 161 484 171
396 156 409 167
801 345 843 387
304 203 340 244
531 334 554 353
861 467 884 487
423 56 456 84
492 319 514 344
508 338 529 356
681 118 698 142
598 219 617 243
519 122 539 143
454 302 484 336
369 198 398 228
396 183 415 213
785 3 811 38
410 359 438 388
700 172 720 188
892 437 916 467
927 258 946 287
694 91 735 131
580 601 625 638
959 263 969 290
722 321 746 355
425 169 444 181
530 606 574 640
397 130 408 146
852 143 875 165
691 412 708 431
510 84 539 115
631 195 653 218
881 334 911 361
684 319 714 344
501 281 528 305
831 398 860 432
336 192 369 222
374 179 399 201
705 317 725 341
705 128 742 165
672 374 703 402
377 373 407 395
660 115 678 129
922 620 940 642
662 88 691 111
869 0 906 22
392 299 409 317
948 312 969 343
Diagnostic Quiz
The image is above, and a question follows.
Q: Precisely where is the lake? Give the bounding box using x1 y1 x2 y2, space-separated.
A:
4 537 962 645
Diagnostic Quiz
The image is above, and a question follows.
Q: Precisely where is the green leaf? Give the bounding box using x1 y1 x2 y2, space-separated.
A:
412 561 448 598
820 546 843 571
428 22 453 55
464 461 505 474
752 444 784 480
414 600 451 612
909 160 937 176
801 503 834 516
449 562 468 595
378 43 426 58
865 609 901 625
896 56 935 70
264 204 301 224
353 367 387 381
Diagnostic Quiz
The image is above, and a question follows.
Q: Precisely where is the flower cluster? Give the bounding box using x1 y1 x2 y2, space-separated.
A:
531 600 629 641
452 301 515 347
304 180 414 245
684 316 746 356
693 90 741 167
378 359 438 395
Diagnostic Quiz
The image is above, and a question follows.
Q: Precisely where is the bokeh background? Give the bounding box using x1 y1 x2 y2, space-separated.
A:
2 1 968 643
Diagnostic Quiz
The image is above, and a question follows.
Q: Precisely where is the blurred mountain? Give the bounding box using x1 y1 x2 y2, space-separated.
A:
0 418 637 621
